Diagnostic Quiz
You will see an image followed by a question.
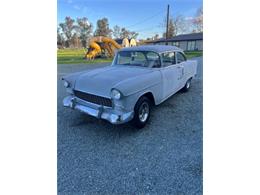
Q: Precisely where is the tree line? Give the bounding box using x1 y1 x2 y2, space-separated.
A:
57 17 139 49
57 7 203 48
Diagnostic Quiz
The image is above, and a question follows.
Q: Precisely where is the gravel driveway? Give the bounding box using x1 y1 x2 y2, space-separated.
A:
57 57 203 194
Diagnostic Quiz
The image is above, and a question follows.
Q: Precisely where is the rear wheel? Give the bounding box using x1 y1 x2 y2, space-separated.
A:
181 78 192 92
132 96 151 129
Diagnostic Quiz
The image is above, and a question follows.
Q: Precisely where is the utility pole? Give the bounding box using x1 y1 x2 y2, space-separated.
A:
166 4 170 42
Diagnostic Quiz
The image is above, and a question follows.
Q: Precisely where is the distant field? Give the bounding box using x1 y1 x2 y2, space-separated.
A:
57 48 202 64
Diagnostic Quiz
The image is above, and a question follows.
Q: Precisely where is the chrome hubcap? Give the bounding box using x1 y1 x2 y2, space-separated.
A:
138 102 149 122
186 81 190 88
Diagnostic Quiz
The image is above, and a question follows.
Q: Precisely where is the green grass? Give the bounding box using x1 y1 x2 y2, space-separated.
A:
57 48 202 64
57 48 113 64
184 50 203 59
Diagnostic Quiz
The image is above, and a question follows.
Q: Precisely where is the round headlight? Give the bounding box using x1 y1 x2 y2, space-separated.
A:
64 81 70 88
111 89 121 100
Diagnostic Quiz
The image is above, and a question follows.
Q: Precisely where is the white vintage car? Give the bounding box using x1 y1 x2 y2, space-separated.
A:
62 45 197 128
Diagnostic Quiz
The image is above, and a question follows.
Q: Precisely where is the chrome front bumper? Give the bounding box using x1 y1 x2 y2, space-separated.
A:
63 95 134 124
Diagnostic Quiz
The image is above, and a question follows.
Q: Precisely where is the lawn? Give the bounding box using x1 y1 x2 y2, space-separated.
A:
184 50 203 59
57 48 113 64
57 48 202 64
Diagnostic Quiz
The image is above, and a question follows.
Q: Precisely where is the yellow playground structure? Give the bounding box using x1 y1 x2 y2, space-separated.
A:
85 36 137 59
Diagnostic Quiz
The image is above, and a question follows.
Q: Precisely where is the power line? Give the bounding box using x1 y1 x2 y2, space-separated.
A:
124 9 164 29
131 21 165 33
132 25 161 33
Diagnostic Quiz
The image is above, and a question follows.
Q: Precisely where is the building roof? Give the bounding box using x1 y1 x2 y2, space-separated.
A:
119 45 182 53
150 32 203 43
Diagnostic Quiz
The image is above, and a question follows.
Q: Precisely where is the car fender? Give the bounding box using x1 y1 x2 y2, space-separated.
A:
61 70 88 88
113 70 162 97
112 70 163 110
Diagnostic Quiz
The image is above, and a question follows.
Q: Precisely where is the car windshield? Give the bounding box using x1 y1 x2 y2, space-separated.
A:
113 51 161 68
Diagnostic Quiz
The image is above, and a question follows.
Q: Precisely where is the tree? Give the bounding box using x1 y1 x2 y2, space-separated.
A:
129 31 138 39
192 7 203 32
162 14 192 38
94 18 112 37
173 15 189 35
71 33 81 48
113 25 121 39
76 17 93 48
119 27 138 39
153 34 159 40
57 27 65 48
163 17 176 38
59 17 76 47
168 18 175 38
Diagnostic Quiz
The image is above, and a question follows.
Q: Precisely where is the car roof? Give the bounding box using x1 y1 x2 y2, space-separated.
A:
118 45 183 53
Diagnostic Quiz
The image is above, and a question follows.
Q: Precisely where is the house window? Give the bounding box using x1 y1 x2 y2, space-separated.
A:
173 42 180 47
187 41 196 51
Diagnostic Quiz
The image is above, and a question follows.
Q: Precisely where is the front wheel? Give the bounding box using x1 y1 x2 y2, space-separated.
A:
132 96 151 129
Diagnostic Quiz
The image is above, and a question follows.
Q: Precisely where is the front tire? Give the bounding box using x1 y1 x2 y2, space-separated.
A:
132 96 151 129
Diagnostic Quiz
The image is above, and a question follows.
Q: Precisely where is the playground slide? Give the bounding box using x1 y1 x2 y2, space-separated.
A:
86 36 122 59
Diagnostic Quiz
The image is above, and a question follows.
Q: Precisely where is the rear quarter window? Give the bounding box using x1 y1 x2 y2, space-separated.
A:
176 52 187 63
162 52 176 67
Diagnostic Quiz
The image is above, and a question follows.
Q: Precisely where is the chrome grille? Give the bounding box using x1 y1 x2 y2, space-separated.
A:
74 90 112 107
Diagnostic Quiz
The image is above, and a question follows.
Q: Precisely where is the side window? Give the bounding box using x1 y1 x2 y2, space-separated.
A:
134 52 146 60
176 52 186 63
162 52 176 67
146 52 161 68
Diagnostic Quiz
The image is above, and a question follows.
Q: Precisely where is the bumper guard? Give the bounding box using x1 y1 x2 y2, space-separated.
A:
63 96 134 124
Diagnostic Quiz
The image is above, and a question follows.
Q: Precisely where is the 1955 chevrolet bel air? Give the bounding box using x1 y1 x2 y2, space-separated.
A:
62 45 197 128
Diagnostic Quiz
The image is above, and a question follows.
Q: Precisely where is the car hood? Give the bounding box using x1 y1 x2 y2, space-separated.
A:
74 65 154 97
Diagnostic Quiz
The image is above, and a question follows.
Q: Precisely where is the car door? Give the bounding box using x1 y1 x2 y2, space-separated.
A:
176 52 187 88
160 52 182 99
